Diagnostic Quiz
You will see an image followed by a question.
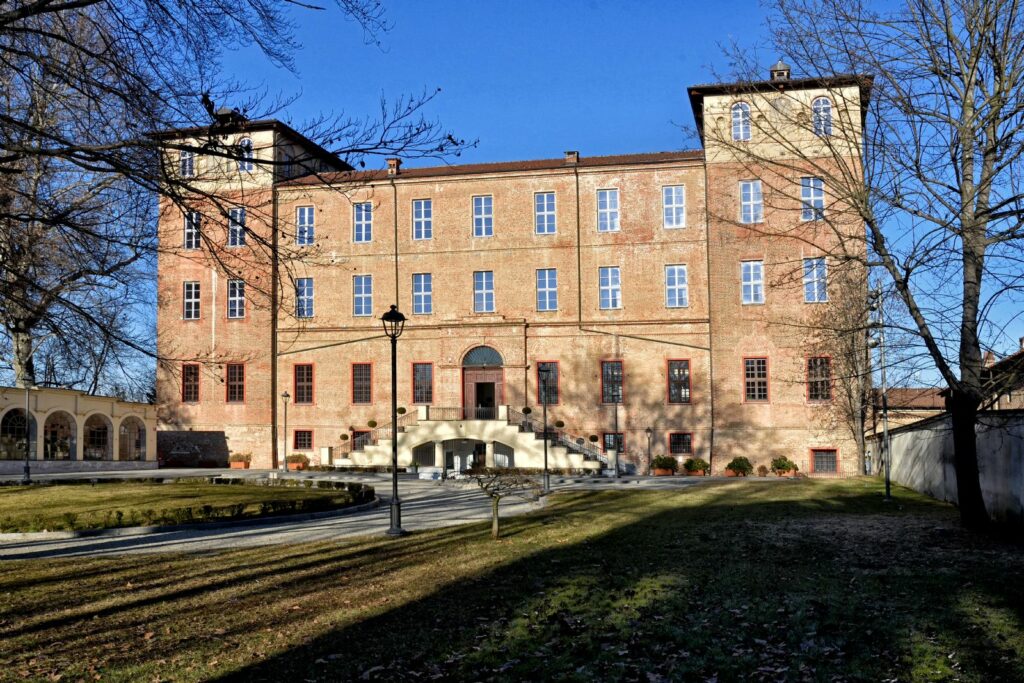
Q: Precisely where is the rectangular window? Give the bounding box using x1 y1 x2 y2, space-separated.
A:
412 273 433 315
473 270 494 313
744 358 769 402
413 363 433 404
295 278 314 318
597 189 620 232
226 363 244 403
227 279 245 319
807 357 833 401
354 202 372 243
812 448 838 473
663 185 686 228
293 430 313 450
296 206 315 246
536 268 558 312
599 266 622 310
668 360 691 404
665 264 689 308
473 195 493 237
801 177 825 221
741 261 764 304
353 275 372 317
180 150 195 178
740 180 763 224
228 208 246 247
537 361 559 405
803 257 828 303
182 364 199 402
184 211 200 249
183 281 200 320
669 433 693 455
352 363 372 404
535 192 556 234
601 360 623 404
413 199 433 240
294 364 313 404
603 432 624 453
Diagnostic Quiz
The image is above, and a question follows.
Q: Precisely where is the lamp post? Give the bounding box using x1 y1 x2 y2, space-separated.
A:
382 304 407 537
281 391 290 472
538 364 553 494
867 285 891 501
21 383 32 485
645 426 653 476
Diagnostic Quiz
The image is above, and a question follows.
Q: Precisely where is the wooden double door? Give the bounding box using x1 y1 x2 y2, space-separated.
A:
462 367 504 419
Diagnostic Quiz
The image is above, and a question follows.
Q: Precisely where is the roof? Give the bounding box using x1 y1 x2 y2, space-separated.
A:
881 388 946 410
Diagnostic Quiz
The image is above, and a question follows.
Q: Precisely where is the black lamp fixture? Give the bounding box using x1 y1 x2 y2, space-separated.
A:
538 364 554 494
281 390 290 472
382 304 407 536
381 304 406 339
645 427 653 476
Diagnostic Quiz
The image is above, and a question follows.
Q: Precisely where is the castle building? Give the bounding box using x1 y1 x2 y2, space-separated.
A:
155 66 871 475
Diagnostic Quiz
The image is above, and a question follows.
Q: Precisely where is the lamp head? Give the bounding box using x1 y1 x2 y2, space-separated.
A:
281 390 290 404
645 427 653 437
381 304 406 339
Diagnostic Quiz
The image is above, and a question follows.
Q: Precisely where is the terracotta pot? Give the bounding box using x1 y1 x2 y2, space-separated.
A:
652 468 675 476
229 461 249 469
724 469 738 477
774 469 795 477
685 469 706 476
288 462 307 471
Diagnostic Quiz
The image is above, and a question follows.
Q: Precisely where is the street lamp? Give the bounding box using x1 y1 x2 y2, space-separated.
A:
867 285 891 501
21 383 32 485
538 364 553 494
382 304 407 537
281 391 290 472
645 426 653 476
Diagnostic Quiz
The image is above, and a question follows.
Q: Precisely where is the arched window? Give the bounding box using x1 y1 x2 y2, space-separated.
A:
462 346 503 367
731 102 751 141
237 137 254 172
812 97 833 136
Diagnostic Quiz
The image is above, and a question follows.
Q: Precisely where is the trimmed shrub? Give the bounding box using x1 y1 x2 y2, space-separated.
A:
683 457 710 473
756 465 769 477
725 457 754 476
770 456 799 475
651 455 678 472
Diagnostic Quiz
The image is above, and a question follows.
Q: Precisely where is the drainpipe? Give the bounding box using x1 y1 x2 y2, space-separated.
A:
270 182 280 469
701 151 716 473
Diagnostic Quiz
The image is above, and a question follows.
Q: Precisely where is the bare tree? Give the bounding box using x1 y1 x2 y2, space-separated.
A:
467 468 542 540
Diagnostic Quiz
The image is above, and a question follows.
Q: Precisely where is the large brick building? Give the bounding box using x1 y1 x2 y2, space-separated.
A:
156 65 870 475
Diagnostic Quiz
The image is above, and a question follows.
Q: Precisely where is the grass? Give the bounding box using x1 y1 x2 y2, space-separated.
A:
0 480 369 532
1 478 1022 681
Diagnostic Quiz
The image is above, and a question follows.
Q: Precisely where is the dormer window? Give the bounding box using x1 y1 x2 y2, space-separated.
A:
812 97 833 136
732 102 751 141
237 137 254 172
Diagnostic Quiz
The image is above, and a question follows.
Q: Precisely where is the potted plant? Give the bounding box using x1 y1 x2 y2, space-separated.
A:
367 419 378 429
397 407 407 415
756 464 769 477
228 453 251 470
651 455 677 476
770 456 799 477
724 456 753 477
286 453 310 471
683 457 710 476
554 420 565 429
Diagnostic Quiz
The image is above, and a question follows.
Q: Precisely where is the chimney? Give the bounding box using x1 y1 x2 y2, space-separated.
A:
1019 336 1024 351
386 157 401 177
769 59 791 82
564 150 579 165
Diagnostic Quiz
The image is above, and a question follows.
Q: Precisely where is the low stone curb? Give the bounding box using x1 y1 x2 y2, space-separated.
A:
0 497 381 543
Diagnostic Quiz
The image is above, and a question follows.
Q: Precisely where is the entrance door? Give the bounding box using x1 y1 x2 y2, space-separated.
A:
475 382 495 419
462 367 503 419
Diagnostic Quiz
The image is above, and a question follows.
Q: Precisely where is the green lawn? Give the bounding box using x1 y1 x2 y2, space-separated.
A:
0 480 368 532
1 478 1022 682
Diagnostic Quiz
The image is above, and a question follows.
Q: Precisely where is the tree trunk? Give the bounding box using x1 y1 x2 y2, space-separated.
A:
948 391 988 528
10 326 35 387
491 497 500 539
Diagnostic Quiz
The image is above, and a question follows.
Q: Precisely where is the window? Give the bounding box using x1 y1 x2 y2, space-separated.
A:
352 363 372 404
293 430 313 450
732 102 751 141
597 189 620 232
184 211 200 249
812 448 838 473
535 192 556 234
601 360 623 404
537 361 559 405
354 202 372 243
741 261 764 304
801 177 825 221
182 364 200 402
603 432 624 453
803 257 828 302
413 199 432 240
180 150 195 178
473 195 493 237
740 180 763 224
228 208 246 247
668 360 691 404
812 97 833 137
183 281 200 320
744 358 769 402
807 357 832 401
237 137 254 172
413 363 433 404
599 266 622 310
226 363 244 403
227 279 245 319
294 364 313 404
473 271 494 313
353 275 372 317
412 273 432 315
296 206 315 246
669 433 693 455
665 265 689 308
663 186 686 228
536 268 558 312
295 278 313 318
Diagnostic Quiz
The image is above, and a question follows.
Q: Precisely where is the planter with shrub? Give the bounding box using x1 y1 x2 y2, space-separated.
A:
651 455 678 476
724 456 753 477
286 453 310 471
770 456 799 477
756 464 769 477
683 457 710 476
228 453 251 470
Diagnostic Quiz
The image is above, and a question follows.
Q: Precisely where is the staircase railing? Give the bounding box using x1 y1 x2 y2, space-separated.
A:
351 411 419 451
507 407 608 465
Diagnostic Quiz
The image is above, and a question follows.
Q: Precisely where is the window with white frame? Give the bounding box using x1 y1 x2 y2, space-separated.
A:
296 206 315 245
354 202 372 243
599 266 622 310
665 264 689 308
535 192 556 234
412 273 432 315
536 268 558 311
183 211 200 249
663 186 686 228
803 257 828 302
597 189 620 232
732 102 751 141
227 279 245 319
473 271 494 313
228 208 245 247
413 199 432 240
801 177 825 221
237 138 254 172
295 278 314 318
473 195 493 237
741 261 764 304
812 97 833 136
740 180 763 224
183 281 200 320
353 275 372 317
180 150 195 178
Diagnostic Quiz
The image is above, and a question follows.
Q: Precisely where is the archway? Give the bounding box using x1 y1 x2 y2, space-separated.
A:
118 416 146 461
43 411 76 460
83 414 113 460
0 409 37 460
461 346 504 419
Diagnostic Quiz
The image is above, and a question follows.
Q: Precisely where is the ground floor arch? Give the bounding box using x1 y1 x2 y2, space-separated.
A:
84 414 113 461
43 411 76 460
118 416 146 461
0 408 37 460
